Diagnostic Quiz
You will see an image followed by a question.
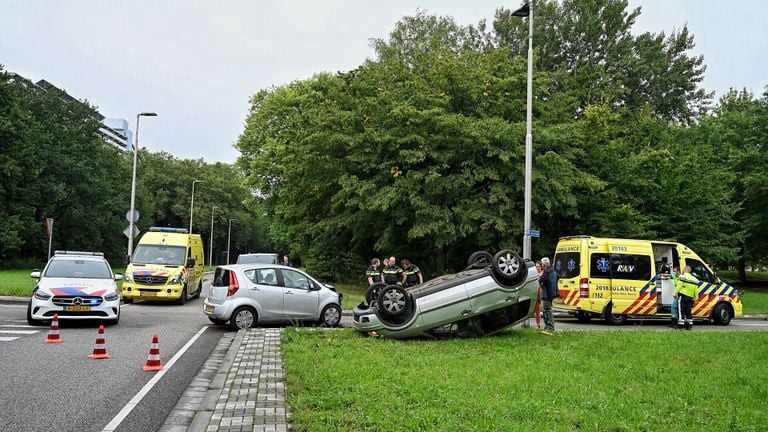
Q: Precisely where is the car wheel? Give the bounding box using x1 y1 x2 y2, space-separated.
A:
176 286 187 305
576 311 592 323
377 285 412 318
208 317 227 325
492 250 526 284
320 304 342 327
711 303 732 325
604 303 627 325
26 302 41 326
229 306 257 330
105 313 120 326
365 282 387 305
467 251 493 268
193 280 203 299
122 297 133 304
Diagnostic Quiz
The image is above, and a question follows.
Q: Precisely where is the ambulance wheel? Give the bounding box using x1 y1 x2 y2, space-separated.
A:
604 304 627 325
576 311 593 323
467 251 493 268
176 286 187 305
711 303 732 325
377 285 412 318
365 282 387 306
122 297 133 304
492 250 526 285
192 280 203 299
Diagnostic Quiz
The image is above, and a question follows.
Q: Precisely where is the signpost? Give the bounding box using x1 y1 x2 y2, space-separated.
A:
45 218 54 260
124 210 140 241
529 229 540 238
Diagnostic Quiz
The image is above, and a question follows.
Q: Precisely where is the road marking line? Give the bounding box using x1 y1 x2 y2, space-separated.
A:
0 324 38 328
0 304 26 308
0 336 20 342
101 326 209 432
0 329 38 335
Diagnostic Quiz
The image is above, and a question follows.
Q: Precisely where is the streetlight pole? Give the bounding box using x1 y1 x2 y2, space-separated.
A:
226 218 235 264
209 206 217 266
513 1 534 260
127 112 157 258
189 179 204 233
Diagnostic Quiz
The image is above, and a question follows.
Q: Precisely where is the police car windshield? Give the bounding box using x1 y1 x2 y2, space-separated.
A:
132 245 186 266
45 259 112 279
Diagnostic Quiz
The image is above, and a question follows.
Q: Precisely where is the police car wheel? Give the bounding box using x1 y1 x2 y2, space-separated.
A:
26 302 43 326
492 250 526 284
377 285 412 318
711 303 732 325
320 304 342 327
365 282 387 306
467 251 493 268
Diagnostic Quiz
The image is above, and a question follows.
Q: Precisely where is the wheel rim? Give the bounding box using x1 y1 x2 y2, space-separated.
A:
324 307 340 324
498 253 520 275
235 310 254 329
382 290 406 313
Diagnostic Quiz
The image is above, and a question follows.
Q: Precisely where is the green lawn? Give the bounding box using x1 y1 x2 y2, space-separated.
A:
740 290 768 315
282 329 768 432
719 270 768 283
332 283 365 310
0 268 126 297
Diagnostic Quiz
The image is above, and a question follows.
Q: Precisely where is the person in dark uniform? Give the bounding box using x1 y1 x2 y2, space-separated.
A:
401 259 423 287
382 256 403 285
366 258 383 286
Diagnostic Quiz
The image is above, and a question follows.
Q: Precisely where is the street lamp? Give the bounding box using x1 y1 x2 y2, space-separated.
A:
127 112 157 258
209 206 217 266
227 218 236 264
189 179 204 233
513 1 534 260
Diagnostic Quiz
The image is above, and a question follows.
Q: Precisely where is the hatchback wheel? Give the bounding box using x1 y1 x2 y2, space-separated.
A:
365 282 387 305
467 251 493 269
492 250 526 285
229 306 257 330
320 304 342 327
377 285 412 318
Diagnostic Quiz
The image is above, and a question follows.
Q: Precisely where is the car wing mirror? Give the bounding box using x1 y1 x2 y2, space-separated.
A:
114 273 123 280
186 258 196 268
124 255 131 265
30 271 41 279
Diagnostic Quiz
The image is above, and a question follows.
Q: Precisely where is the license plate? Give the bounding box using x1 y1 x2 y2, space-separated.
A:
140 291 157 297
66 305 91 312
205 305 215 313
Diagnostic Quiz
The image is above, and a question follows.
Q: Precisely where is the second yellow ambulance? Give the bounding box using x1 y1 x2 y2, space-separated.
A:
552 236 742 325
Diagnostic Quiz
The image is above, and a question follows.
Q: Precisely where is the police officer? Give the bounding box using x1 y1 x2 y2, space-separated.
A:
366 258 383 286
401 259 423 287
674 265 699 330
381 256 403 285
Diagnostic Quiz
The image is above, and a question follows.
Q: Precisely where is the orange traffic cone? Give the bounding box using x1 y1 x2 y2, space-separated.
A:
88 325 111 359
44 313 63 343
142 335 164 371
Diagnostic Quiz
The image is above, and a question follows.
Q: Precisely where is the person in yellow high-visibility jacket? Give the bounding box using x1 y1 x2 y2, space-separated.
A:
674 266 699 330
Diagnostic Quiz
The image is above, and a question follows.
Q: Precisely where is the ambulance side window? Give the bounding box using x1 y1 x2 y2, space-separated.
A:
609 254 651 281
590 253 611 278
686 259 715 283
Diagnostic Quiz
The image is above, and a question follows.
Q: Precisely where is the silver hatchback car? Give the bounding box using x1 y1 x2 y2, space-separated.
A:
353 250 538 339
203 264 342 330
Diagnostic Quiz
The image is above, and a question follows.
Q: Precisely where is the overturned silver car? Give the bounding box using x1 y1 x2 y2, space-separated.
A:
353 250 538 339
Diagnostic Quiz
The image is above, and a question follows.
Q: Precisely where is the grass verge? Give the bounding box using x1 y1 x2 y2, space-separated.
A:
719 270 768 283
740 290 768 315
332 283 365 310
0 268 126 297
283 329 768 432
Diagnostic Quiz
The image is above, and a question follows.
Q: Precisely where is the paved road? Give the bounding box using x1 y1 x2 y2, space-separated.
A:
0 276 228 432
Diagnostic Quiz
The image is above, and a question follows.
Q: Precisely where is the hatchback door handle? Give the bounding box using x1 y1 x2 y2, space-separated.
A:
461 309 471 315
285 291 293 295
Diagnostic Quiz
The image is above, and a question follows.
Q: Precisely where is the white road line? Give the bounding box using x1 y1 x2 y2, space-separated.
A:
101 326 209 432
0 324 38 328
0 329 38 335
0 304 25 308
0 336 20 342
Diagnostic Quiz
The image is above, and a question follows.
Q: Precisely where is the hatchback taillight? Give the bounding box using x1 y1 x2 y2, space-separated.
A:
579 278 589 298
227 271 240 297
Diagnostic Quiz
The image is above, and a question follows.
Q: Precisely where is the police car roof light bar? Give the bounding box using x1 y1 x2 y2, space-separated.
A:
54 250 105 256
149 227 189 233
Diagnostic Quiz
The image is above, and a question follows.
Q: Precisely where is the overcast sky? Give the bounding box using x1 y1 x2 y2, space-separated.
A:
2 1 766 163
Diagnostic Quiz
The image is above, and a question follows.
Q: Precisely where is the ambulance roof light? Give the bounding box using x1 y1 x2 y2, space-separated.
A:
149 227 188 233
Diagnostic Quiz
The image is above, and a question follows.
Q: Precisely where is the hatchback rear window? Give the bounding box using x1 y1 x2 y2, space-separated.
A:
553 252 580 279
212 268 231 287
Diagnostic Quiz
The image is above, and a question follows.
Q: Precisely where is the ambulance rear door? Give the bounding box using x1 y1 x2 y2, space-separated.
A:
553 239 584 310
608 243 655 316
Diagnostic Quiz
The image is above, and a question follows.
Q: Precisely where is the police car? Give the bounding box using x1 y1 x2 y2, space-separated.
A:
353 250 539 339
27 251 122 325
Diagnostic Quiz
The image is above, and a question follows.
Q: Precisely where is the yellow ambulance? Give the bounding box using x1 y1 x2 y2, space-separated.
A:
122 227 205 304
552 236 742 325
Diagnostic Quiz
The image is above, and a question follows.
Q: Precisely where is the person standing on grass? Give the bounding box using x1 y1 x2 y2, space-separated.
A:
539 257 558 333
400 259 423 287
674 265 699 330
532 260 543 329
366 258 383 286
382 256 403 285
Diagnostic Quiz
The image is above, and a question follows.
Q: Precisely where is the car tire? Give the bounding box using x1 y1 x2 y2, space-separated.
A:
122 297 133 304
576 311 592 323
377 285 412 318
26 302 42 326
229 306 257 330
467 251 493 268
176 286 187 305
604 303 627 325
711 303 732 325
491 250 526 285
106 313 120 326
365 282 387 305
208 317 227 325
320 304 342 327
192 280 203 299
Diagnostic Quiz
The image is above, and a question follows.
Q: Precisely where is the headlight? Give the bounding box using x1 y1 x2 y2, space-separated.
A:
34 290 52 300
104 292 119 301
123 273 132 282
169 275 182 284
